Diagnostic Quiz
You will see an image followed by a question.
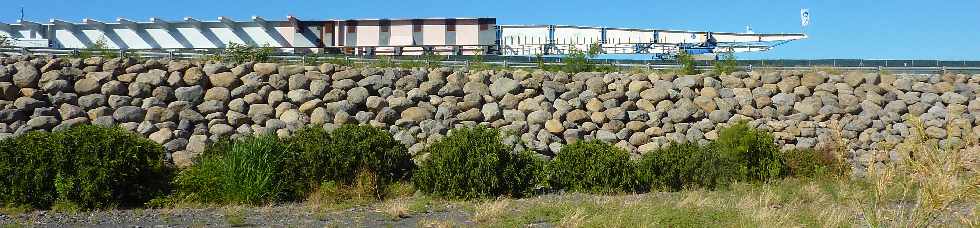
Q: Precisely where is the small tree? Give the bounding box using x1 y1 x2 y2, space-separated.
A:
587 42 603 57
713 51 738 75
534 53 546 69
224 42 275 64
422 52 444 68
675 50 698 75
562 45 591 73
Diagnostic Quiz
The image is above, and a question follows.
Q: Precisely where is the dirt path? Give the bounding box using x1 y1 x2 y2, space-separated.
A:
1 204 476 227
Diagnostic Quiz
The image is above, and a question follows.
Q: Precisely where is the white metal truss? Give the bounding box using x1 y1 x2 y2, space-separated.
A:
0 17 806 57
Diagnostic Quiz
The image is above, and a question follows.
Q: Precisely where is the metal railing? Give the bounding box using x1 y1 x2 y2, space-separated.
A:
3 47 979 74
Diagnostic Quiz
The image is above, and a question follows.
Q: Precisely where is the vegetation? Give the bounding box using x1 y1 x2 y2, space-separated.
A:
548 140 641 193
782 147 843 178
69 37 117 59
638 142 739 191
173 135 297 205
1 116 976 227
0 125 172 210
223 42 275 64
173 124 414 205
711 121 787 182
288 125 414 198
466 53 496 71
713 51 738 74
412 126 546 199
676 50 698 75
370 56 397 68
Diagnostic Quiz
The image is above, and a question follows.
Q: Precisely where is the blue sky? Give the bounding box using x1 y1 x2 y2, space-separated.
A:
2 0 978 60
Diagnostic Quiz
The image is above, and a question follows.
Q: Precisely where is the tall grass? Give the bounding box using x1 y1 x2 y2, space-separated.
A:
174 135 298 205
861 116 979 227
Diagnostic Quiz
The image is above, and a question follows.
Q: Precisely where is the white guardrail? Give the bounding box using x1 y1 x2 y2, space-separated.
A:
2 47 979 73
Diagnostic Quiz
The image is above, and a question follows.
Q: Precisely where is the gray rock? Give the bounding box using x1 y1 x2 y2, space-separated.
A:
163 138 188 152
287 89 314 103
288 73 311 90
14 97 44 110
183 67 206 85
278 65 305 77
708 110 731 123
74 78 101 94
175 86 204 103
488 77 518 98
202 63 229 76
253 63 278 76
135 69 167 86
527 110 551 125
13 62 40 88
26 116 58 130
77 94 107 109
186 135 209 153
596 130 617 142
347 87 369 105
248 104 274 124
481 103 501 121
113 106 145 123
196 100 225 114
210 124 234 136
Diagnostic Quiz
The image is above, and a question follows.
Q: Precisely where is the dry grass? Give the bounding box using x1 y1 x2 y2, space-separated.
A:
859 116 979 227
416 218 458 228
379 199 410 220
472 199 510 224
557 208 587 228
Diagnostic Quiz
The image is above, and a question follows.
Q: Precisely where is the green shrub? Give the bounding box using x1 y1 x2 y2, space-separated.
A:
638 142 739 191
0 125 172 209
413 126 545 199
710 121 786 182
713 51 737 75
288 125 414 198
174 135 298 204
676 51 698 75
548 140 640 193
224 42 274 64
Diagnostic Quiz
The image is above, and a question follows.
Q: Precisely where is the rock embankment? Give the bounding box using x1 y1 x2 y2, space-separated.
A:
1 55 978 172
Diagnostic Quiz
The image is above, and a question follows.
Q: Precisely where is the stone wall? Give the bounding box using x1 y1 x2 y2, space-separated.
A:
1 55 979 171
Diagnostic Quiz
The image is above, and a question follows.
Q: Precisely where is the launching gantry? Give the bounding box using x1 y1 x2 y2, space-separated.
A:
0 16 806 59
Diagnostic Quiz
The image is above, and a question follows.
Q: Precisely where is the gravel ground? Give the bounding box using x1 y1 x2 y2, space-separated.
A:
0 203 475 227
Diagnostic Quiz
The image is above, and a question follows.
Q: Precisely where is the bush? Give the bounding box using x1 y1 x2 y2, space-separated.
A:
710 121 786 182
713 52 737 75
0 125 172 209
676 51 698 75
174 135 298 204
224 42 274 64
638 142 739 191
548 140 640 193
413 126 545 199
288 125 414 198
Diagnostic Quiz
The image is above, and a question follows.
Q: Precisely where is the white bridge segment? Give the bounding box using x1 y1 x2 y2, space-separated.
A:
497 25 806 56
1 17 805 56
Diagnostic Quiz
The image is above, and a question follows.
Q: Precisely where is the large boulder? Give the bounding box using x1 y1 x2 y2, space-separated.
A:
489 77 520 97
12 62 40 88
112 106 146 123
399 107 432 123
